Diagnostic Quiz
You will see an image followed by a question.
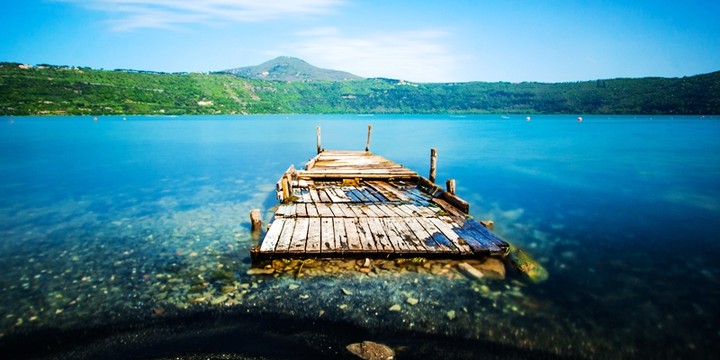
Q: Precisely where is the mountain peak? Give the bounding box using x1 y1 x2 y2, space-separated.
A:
220 56 363 82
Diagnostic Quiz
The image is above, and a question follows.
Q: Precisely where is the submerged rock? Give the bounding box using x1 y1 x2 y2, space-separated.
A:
457 262 484 281
475 258 506 279
346 340 395 360
506 247 549 283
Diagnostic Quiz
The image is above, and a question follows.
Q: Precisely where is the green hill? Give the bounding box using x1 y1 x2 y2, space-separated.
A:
1 60 718 115
218 56 363 82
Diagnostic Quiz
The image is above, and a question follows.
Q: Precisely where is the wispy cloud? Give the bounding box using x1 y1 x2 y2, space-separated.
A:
56 0 345 31
287 27 462 82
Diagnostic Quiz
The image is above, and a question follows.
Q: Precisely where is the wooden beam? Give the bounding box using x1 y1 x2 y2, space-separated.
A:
429 148 438 183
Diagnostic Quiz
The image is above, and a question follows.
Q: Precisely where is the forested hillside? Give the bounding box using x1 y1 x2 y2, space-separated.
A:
1 62 718 115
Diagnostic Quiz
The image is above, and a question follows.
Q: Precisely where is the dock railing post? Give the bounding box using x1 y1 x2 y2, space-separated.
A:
446 179 456 195
316 126 322 154
429 148 438 183
250 209 262 239
365 124 373 152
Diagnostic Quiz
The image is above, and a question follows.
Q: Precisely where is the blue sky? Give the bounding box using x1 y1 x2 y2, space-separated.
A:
1 0 718 83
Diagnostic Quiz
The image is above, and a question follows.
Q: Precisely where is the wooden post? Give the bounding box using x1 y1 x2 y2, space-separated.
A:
365 124 373 152
316 126 322 154
446 179 456 195
429 148 438 183
281 177 290 201
285 173 293 194
250 209 262 239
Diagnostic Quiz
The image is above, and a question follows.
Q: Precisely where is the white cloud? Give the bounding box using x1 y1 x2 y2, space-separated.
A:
56 0 345 31
287 27 461 82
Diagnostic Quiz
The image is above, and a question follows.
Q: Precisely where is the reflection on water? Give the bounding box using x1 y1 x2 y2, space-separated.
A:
1 115 719 359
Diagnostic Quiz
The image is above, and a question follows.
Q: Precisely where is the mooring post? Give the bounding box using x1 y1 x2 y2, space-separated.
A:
365 124 373 152
429 148 438 183
316 126 322 154
446 179 456 195
281 177 290 201
250 209 262 239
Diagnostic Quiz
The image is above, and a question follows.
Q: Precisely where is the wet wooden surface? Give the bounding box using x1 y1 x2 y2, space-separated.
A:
256 151 508 259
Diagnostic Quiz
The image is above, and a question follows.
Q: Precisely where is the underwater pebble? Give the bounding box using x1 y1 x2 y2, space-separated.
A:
447 310 456 320
246 268 274 275
406 297 419 305
341 288 353 295
211 294 228 305
288 284 300 290
389 304 401 311
346 340 395 360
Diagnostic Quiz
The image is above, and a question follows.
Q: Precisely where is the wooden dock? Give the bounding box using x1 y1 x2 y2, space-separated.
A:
252 145 509 260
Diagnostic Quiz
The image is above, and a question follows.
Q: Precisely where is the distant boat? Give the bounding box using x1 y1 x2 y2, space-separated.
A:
501 115 510 119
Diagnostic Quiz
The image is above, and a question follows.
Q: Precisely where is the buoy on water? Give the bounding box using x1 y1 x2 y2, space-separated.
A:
525 116 531 121
577 116 583 122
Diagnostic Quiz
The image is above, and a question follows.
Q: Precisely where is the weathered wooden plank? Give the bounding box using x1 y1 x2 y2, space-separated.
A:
432 197 465 219
295 203 308 217
320 218 334 253
391 218 426 252
298 188 312 203
371 204 397 217
259 218 285 252
404 217 442 253
318 188 332 203
389 204 413 217
415 217 459 254
306 218 322 253
339 203 359 217
316 203 334 217
333 218 349 251
452 218 501 253
309 188 321 203
364 186 387 203
326 187 347 203
405 187 433 206
427 217 471 255
356 217 378 251
274 219 296 253
358 187 380 203
275 204 293 217
288 218 310 253
357 204 378 217
328 203 346 217
343 218 364 252
408 203 438 217
367 204 388 217
366 217 394 251
464 219 509 252
343 188 363 203
346 203 366 217
381 218 411 253
306 203 319 217
368 181 412 202
366 181 402 202
346 188 366 203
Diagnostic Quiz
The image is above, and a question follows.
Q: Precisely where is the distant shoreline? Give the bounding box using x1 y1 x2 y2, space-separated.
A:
2 63 718 116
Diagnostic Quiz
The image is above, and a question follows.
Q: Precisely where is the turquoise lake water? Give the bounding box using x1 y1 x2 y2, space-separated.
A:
1 114 719 359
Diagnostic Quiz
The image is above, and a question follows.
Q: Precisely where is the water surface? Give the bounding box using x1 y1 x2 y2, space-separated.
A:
1 115 718 359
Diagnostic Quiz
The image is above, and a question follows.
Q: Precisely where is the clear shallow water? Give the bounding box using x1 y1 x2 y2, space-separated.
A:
1 115 719 359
